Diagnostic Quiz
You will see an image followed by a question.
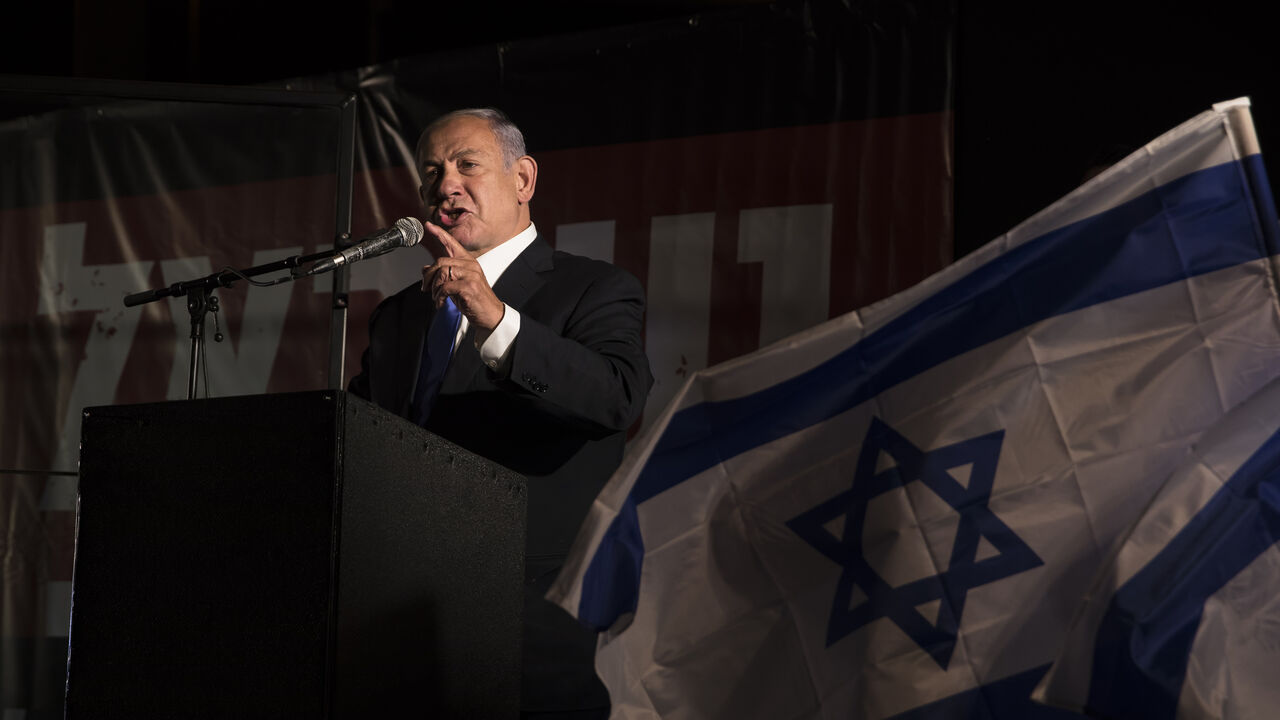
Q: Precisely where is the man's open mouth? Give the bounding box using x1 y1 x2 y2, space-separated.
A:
439 208 468 227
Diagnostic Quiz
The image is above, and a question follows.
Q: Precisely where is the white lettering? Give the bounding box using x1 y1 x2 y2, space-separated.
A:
37 222 154 500
161 249 300 399
556 220 616 264
738 204 833 346
644 213 715 428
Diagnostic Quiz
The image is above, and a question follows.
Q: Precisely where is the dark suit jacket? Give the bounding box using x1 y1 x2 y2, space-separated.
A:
349 236 652 712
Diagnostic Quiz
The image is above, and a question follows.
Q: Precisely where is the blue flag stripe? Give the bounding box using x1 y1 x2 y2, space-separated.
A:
1242 150 1280 254
1085 424 1280 719
636 157 1274 504
579 155 1278 629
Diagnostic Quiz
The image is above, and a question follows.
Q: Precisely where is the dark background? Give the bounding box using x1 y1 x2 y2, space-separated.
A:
4 0 1277 257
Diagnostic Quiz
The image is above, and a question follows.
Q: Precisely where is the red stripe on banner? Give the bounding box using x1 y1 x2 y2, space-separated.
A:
531 113 953 365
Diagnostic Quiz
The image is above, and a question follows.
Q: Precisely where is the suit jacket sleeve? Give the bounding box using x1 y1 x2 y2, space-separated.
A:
501 262 652 435
347 283 423 417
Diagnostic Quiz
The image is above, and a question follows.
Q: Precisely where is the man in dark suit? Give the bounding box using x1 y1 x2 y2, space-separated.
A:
349 108 652 717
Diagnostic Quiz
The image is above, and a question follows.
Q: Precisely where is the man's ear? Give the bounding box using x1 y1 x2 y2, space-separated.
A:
515 156 537 203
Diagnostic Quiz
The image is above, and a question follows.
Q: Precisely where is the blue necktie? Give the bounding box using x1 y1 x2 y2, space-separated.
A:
410 298 461 426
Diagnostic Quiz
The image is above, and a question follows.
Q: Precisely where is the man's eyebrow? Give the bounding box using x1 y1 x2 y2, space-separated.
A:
421 148 482 168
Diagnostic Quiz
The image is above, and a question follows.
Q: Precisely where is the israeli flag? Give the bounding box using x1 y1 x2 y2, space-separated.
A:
1036 374 1280 719
549 98 1280 719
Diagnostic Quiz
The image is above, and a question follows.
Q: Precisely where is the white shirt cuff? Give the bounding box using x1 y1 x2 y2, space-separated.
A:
477 304 520 371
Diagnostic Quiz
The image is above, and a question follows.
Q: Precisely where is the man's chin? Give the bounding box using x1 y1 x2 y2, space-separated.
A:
456 232 497 255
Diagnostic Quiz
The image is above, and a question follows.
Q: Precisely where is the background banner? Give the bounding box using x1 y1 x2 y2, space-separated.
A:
0 0 954 715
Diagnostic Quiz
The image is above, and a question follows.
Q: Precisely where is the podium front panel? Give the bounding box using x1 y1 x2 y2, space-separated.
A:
67 391 525 719
334 396 526 716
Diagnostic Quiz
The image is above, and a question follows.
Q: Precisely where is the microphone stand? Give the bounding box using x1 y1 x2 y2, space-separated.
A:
123 246 345 400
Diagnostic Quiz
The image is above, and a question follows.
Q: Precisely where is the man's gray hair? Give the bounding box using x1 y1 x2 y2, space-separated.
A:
416 107 528 169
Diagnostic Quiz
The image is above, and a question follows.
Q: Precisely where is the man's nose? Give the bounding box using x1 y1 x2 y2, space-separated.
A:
434 166 463 199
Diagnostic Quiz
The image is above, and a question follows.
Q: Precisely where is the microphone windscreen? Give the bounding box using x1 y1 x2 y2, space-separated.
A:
396 217 425 247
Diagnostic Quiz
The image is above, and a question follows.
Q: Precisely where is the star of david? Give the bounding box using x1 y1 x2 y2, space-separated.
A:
787 417 1043 669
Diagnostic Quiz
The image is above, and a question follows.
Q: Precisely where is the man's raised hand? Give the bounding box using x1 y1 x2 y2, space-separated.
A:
420 221 506 330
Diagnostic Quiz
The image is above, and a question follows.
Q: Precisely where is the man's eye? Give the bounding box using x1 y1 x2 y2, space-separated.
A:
422 168 440 180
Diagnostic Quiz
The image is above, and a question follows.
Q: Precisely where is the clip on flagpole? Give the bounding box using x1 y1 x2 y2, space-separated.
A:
121 241 351 400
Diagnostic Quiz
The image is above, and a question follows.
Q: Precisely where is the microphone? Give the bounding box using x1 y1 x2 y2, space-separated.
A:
308 217 425 276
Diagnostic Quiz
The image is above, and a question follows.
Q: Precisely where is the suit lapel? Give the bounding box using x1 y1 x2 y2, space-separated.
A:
494 236 553 309
441 236 552 392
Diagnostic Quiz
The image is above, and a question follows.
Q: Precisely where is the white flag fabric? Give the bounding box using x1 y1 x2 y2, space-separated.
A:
549 98 1280 719
1035 374 1280 720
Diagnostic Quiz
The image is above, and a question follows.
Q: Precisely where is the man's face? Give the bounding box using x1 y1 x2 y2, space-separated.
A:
417 116 534 256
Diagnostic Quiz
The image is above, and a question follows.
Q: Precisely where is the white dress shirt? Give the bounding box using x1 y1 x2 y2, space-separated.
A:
453 222 538 372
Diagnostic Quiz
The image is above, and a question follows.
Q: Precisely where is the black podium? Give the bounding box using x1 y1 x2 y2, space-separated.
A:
66 390 526 718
